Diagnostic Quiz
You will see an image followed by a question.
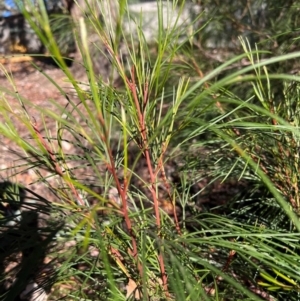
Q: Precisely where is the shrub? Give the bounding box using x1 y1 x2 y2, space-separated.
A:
1 1 300 300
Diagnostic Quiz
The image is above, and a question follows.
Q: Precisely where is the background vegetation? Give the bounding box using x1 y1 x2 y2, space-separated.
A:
0 0 300 300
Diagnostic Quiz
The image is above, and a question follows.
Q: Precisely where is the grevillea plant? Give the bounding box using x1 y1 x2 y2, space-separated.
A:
0 1 300 300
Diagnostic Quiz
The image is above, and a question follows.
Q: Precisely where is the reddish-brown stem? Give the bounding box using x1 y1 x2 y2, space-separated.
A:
97 113 139 259
130 68 161 221
128 67 168 293
104 39 168 293
155 145 181 236
208 249 236 296
31 120 85 206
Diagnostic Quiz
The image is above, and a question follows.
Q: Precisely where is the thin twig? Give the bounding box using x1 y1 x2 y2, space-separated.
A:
30 120 85 206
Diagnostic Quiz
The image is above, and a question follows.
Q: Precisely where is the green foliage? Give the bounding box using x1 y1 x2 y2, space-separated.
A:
1 0 300 300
